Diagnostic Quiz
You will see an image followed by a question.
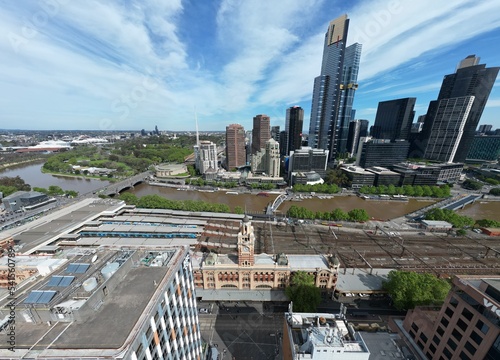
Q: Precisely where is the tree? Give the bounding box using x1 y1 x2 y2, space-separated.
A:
285 271 322 312
234 206 244 214
47 185 65 196
476 219 500 228
463 179 482 191
455 229 467 236
348 208 369 222
425 208 475 228
383 270 451 310
118 193 139 205
489 188 500 196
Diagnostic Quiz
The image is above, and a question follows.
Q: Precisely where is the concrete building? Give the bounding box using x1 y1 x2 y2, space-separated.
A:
251 138 280 177
194 140 218 175
0 247 203 359
192 216 340 300
424 96 475 163
282 311 370 359
365 166 401 186
252 114 271 155
340 165 375 189
1 191 49 212
290 171 324 186
392 162 463 185
398 276 500 360
420 220 453 232
288 147 329 180
155 163 188 178
225 124 246 169
308 14 362 160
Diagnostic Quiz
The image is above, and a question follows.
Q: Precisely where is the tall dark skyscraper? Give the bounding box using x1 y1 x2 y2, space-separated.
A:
412 55 499 161
285 106 304 156
371 97 416 141
271 125 280 142
308 14 362 161
346 119 369 155
251 114 271 155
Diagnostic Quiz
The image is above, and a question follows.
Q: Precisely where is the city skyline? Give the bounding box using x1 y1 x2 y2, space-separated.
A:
1 1 500 131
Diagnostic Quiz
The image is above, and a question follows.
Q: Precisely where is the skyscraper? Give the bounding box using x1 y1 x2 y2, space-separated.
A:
413 55 499 161
308 14 361 161
251 114 271 155
194 140 218 174
271 125 280 142
225 124 246 169
285 106 304 156
371 97 416 141
424 96 474 163
346 119 369 155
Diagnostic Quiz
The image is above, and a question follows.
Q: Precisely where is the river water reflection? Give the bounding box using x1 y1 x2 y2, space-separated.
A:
0 162 110 195
128 183 436 219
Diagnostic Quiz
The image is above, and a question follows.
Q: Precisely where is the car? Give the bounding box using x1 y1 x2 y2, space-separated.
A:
199 308 209 314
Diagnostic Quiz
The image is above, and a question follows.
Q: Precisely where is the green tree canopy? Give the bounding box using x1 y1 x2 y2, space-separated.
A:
383 271 451 310
285 271 322 312
425 208 475 228
462 179 483 190
476 218 500 228
489 188 500 196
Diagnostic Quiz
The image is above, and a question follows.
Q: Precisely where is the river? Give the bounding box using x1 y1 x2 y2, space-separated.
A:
127 183 435 219
3 162 500 221
0 162 110 195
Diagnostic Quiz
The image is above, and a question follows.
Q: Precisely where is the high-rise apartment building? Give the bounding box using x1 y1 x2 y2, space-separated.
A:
398 275 500 360
467 135 500 161
414 55 499 161
356 138 410 169
0 247 203 359
285 106 304 156
251 114 271 155
308 14 361 161
225 124 246 169
371 98 416 141
251 138 280 177
194 140 218 174
424 96 474 163
346 119 369 155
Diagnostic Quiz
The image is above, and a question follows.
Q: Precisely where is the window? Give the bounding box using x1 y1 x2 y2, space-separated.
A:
445 307 454 318
470 331 483 345
452 329 462 341
447 338 457 351
462 307 474 321
429 343 436 353
437 326 445 336
440 317 449 327
476 319 489 334
443 347 452 359
411 322 419 332
449 296 459 307
420 332 428 343
457 319 467 331
459 351 470 360
464 341 476 355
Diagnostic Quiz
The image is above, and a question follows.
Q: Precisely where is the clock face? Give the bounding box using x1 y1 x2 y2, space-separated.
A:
243 246 250 252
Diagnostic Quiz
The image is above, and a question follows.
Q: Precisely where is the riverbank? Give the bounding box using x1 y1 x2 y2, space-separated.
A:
0 158 45 171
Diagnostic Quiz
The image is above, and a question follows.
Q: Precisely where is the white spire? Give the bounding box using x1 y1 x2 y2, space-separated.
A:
195 109 200 146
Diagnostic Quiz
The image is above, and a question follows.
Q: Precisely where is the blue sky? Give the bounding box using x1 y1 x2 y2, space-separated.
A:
1 0 499 132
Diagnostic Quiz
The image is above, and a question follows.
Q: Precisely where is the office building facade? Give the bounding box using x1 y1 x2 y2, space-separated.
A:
251 138 280 177
414 55 499 162
371 97 416 141
308 14 362 161
285 106 304 156
400 276 500 360
288 147 329 179
194 140 218 175
251 114 271 155
424 96 475 163
225 124 246 169
356 138 410 169
346 119 369 155
271 125 280 142
467 135 500 161
478 124 493 134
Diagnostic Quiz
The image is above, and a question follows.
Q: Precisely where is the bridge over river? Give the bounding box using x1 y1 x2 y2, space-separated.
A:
101 171 151 196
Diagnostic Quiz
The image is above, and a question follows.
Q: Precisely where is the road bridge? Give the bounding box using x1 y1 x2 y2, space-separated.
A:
440 194 482 211
101 171 151 196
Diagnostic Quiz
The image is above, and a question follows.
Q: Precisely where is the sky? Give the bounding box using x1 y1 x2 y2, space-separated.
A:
1 0 500 133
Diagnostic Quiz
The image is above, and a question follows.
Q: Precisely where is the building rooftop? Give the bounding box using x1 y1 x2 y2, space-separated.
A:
341 165 374 175
287 255 330 270
366 167 399 175
421 220 453 227
336 268 393 293
0 247 187 357
285 312 369 359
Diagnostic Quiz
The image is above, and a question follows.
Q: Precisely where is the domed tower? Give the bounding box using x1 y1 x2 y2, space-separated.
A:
238 215 255 266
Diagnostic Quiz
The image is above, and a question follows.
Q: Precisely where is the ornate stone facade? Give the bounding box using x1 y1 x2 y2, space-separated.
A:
192 216 339 293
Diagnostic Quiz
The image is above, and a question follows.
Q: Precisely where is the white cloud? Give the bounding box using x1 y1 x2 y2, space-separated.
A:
485 99 500 108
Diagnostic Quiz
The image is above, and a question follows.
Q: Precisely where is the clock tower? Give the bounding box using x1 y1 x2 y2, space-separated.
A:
238 214 255 266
